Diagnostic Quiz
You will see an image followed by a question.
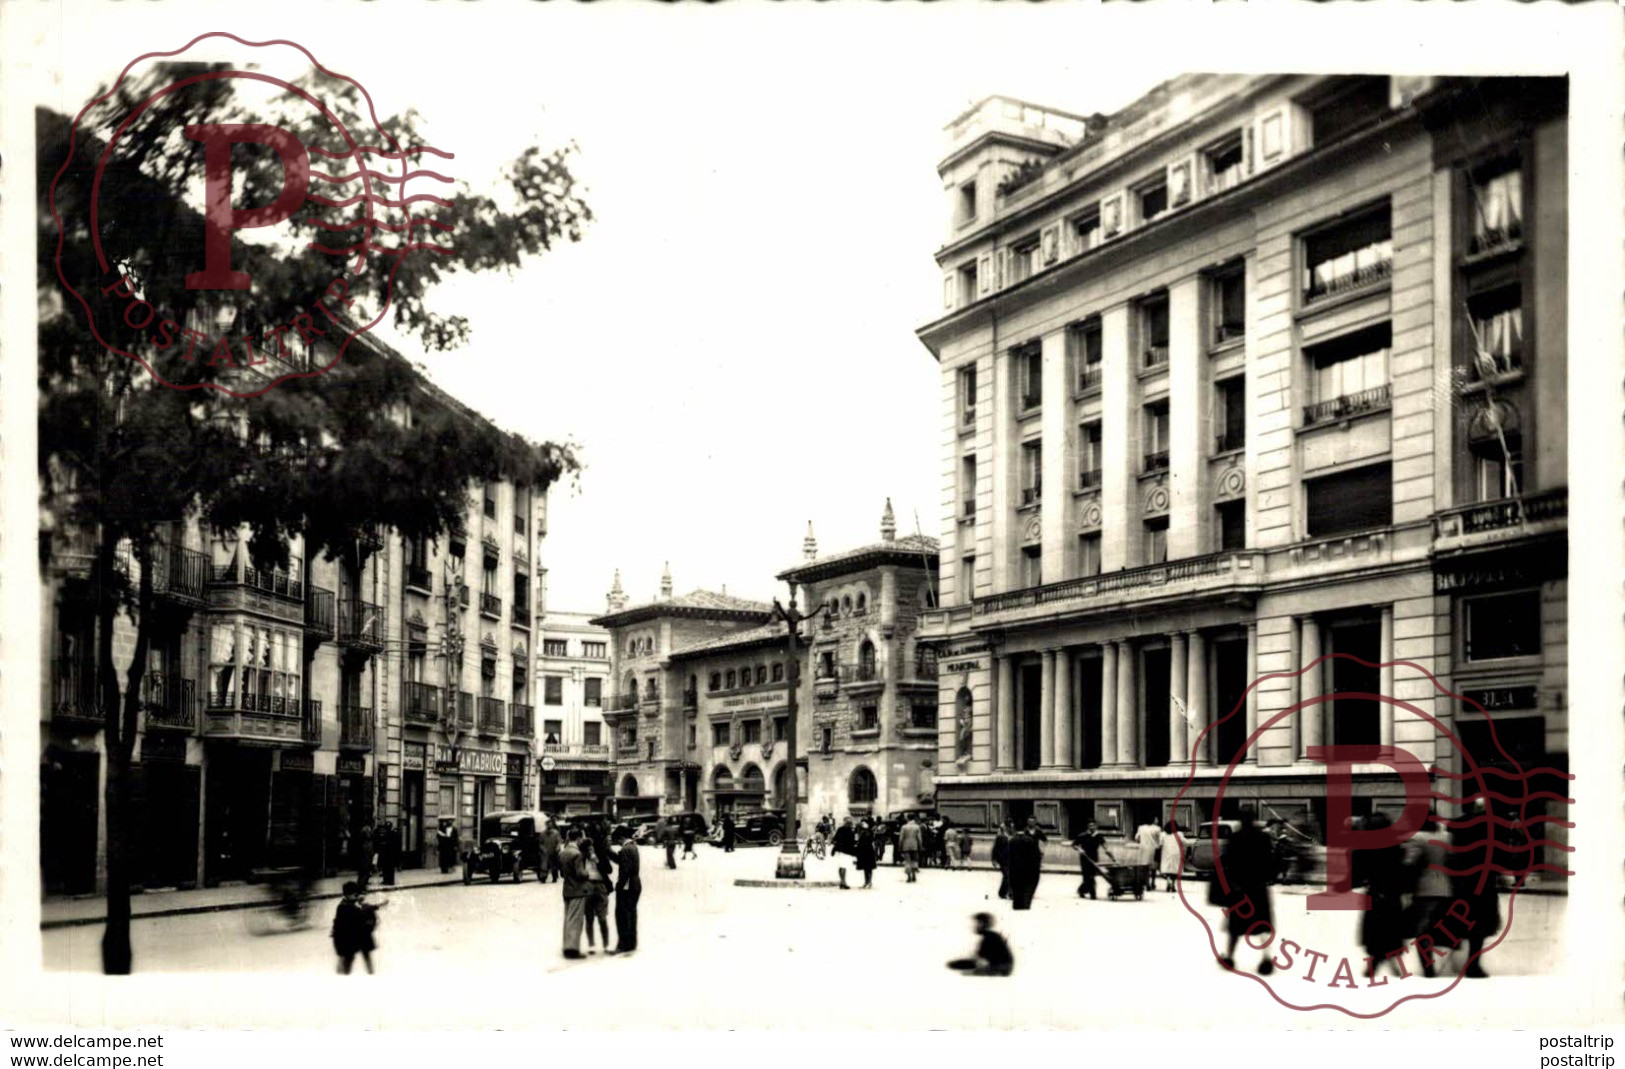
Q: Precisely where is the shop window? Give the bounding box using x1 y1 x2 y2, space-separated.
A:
1464 590 1542 661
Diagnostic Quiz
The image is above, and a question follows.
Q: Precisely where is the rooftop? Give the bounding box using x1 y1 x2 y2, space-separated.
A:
667 622 788 661
777 533 939 584
589 588 774 629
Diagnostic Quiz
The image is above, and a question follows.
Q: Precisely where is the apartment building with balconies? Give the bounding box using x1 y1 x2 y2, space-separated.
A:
916 76 1568 864
535 610 614 815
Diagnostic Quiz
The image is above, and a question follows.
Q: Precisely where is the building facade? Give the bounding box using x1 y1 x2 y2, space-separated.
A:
536 610 614 815
916 76 1568 866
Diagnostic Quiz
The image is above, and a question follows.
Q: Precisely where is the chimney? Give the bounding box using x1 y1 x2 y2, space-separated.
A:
660 561 673 600
880 498 896 543
803 521 818 561
607 569 628 613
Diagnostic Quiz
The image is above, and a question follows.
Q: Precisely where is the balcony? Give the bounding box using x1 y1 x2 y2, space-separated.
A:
404 563 432 593
478 697 507 736
1469 217 1522 257
1303 384 1391 426
357 524 384 552
1078 468 1102 491
1019 391 1042 412
511 596 530 627
1432 488 1567 556
337 599 385 653
1143 346 1169 369
961 408 976 430
544 742 612 761
1143 450 1169 474
1214 428 1245 454
151 543 208 607
510 703 535 739
1213 323 1245 347
203 691 307 744
479 592 502 620
1077 365 1102 393
455 691 475 731
341 705 374 750
1020 485 1042 507
403 681 440 726
304 587 336 641
140 672 198 731
973 549 1265 624
1304 243 1393 304
640 687 661 708
682 688 698 710
51 660 102 729
208 561 304 621
302 700 323 745
609 692 639 713
481 532 501 562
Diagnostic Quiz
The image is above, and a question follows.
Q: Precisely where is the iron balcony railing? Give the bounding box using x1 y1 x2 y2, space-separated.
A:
974 549 1259 616
479 592 502 618
302 699 323 744
210 561 304 601
1433 487 1568 539
1020 390 1042 411
340 705 374 749
405 563 432 592
510 703 535 738
1144 450 1170 473
1021 485 1042 506
1215 428 1245 453
403 681 440 726
1467 346 1523 382
52 660 102 725
912 653 939 680
1077 365 1102 392
207 690 296 715
455 690 475 730
1469 216 1522 256
337 599 384 650
1304 244 1393 303
1078 468 1102 490
1303 384 1391 426
151 543 209 604
305 587 336 638
609 692 639 712
140 672 198 730
478 697 506 735
1144 345 1169 369
357 524 384 551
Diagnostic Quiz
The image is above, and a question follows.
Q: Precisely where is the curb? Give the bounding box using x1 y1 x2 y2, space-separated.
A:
40 876 470 931
733 879 844 889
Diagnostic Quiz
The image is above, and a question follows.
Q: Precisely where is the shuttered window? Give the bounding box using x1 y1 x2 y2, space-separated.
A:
1304 463 1392 538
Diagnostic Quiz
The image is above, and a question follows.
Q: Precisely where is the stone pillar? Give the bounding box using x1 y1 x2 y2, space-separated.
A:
1116 640 1138 766
1169 632 1188 766
1167 276 1207 559
1244 622 1259 764
991 346 1013 593
1039 649 1056 769
996 656 1016 771
1100 642 1119 765
1300 616 1323 756
1099 304 1135 572
1187 630 1208 766
879 566 898 632
1040 329 1070 581
1054 649 1073 768
1379 605 1395 748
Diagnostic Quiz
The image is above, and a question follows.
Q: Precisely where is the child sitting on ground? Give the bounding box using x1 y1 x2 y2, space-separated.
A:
947 912 1014 977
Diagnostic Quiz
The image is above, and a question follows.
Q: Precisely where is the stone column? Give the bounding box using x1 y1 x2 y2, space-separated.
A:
1054 649 1073 768
1040 329 1071 582
1300 616 1323 756
1187 630 1208 766
1167 276 1207 559
1244 622 1259 764
1379 605 1395 748
1099 305 1135 572
1116 640 1138 766
1169 632 1189 766
1039 649 1056 769
1100 642 1119 766
996 656 1016 771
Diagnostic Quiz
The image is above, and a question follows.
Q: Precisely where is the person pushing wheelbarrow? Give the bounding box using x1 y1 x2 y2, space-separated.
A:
1070 821 1121 900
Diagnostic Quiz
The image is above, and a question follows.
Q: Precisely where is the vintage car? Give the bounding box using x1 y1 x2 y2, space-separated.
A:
1181 820 1241 876
711 809 786 846
462 811 548 884
641 812 710 845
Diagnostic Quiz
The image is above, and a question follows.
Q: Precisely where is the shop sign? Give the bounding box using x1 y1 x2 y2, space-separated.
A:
336 755 366 776
459 747 505 776
944 659 983 673
403 742 427 771
719 689 787 711
433 744 460 772
278 750 314 773
1462 686 1538 712
945 642 989 658
504 753 526 776
140 734 186 763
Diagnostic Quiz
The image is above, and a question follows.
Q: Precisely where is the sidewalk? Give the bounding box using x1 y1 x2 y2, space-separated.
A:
41 866 466 930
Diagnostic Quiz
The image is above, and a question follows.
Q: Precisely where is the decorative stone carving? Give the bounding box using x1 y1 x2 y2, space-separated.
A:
1079 497 1104 530
1215 465 1246 500
1020 516 1042 547
1144 484 1171 516
408 609 426 627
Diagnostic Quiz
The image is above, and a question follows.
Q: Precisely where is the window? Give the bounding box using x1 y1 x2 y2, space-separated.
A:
1020 545 1043 588
543 718 563 742
687 724 696 749
1078 422 1102 489
1206 133 1245 194
742 719 761 744
583 721 601 746
854 594 867 616
1469 159 1523 254
621 723 638 748
542 676 563 705
1306 324 1391 424
958 179 977 225
1304 204 1392 302
1140 293 1170 368
646 739 656 761
1144 402 1170 471
725 670 736 689
1467 286 1523 379
1472 438 1524 502
1137 173 1169 223
849 766 878 803
1073 205 1102 252
958 365 977 429
708 672 721 692
960 454 977 519
1069 316 1103 392
1144 517 1169 565
911 702 937 730
772 662 784 683
1214 377 1246 452
1464 590 1542 661
1308 76 1390 147
958 261 979 305
959 555 975 601
483 485 497 519
1020 439 1042 505
1216 499 1247 551
773 716 787 743
513 572 530 615
749 664 762 685
543 639 568 657
857 640 877 680
583 678 602 707
1072 536 1098 580
821 727 833 754
1015 341 1042 410
1212 263 1246 345
858 707 879 732
1010 235 1040 284
818 651 835 679
1304 463 1392 538
712 722 731 746
582 640 606 659
514 512 528 536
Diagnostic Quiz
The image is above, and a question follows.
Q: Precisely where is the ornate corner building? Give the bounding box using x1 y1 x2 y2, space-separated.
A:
914 75 1568 871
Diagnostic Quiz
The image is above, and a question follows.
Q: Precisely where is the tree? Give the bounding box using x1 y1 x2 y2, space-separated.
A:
38 64 591 973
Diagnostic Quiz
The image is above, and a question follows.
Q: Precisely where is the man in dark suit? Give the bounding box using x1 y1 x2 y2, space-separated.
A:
610 827 641 955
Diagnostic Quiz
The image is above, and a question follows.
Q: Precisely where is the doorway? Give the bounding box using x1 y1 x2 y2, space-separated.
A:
1212 637 1250 765
1328 620 1381 745
1019 662 1042 770
1142 647 1171 767
402 771 425 868
40 749 100 895
204 747 272 884
1077 656 1104 768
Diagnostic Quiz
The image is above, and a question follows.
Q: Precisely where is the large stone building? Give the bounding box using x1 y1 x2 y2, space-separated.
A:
915 76 1568 862
535 610 614 815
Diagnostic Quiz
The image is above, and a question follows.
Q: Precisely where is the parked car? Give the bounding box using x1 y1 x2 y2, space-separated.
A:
734 809 787 846
664 811 711 841
1182 820 1241 876
463 811 547 884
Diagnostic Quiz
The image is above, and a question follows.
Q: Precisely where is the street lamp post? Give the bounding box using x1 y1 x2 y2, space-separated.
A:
771 585 822 879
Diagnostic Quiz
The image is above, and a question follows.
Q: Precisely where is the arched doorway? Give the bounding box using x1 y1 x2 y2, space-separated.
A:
740 763 765 797
848 766 877 815
619 774 639 797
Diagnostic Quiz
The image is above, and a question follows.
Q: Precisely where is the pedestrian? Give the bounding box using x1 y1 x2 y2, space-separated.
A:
831 817 857 889
956 826 974 870
1214 807 1275 975
1133 816 1162 893
1405 818 1452 978
991 822 1011 899
1070 820 1114 900
659 818 678 870
541 821 562 883
559 827 591 959
1450 797 1503 979
610 826 641 955
1024 816 1048 844
580 838 612 955
378 821 400 887
855 820 878 889
1158 820 1183 892
1006 822 1041 910
935 820 953 868
1354 811 1411 980
354 823 375 890
436 819 459 875
898 816 924 883
330 881 384 975
721 813 736 853
681 822 698 860
947 912 1015 977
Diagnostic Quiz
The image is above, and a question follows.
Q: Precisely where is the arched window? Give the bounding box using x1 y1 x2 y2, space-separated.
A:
849 766 877 804
740 764 765 796
858 639 877 680
771 763 791 807
620 774 639 797
755 665 767 686
644 677 659 699
842 596 852 615
771 662 784 683
712 765 735 791
622 673 635 705
709 672 721 692
740 663 752 685
726 669 736 689
855 592 868 615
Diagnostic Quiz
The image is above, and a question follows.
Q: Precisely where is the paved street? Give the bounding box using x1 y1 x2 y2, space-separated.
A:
39 844 1569 1027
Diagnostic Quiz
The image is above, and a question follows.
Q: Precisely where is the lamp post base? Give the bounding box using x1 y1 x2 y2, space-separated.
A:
775 840 806 880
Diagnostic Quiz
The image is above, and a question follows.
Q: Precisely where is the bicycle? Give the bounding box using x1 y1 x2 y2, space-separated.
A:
243 866 314 936
802 832 827 861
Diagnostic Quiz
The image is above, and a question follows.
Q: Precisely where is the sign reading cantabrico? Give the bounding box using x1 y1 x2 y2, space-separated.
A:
719 689 787 711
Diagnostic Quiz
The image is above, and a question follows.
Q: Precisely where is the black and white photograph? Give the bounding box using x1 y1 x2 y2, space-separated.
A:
2 0 1622 1051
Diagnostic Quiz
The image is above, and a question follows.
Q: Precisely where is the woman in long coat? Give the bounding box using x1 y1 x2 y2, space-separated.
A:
1006 826 1042 910
854 822 878 889
1158 821 1184 892
831 818 857 889
1355 812 1411 978
991 823 1011 899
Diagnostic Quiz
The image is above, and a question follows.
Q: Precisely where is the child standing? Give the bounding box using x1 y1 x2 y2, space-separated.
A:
956 827 974 870
331 881 383 975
